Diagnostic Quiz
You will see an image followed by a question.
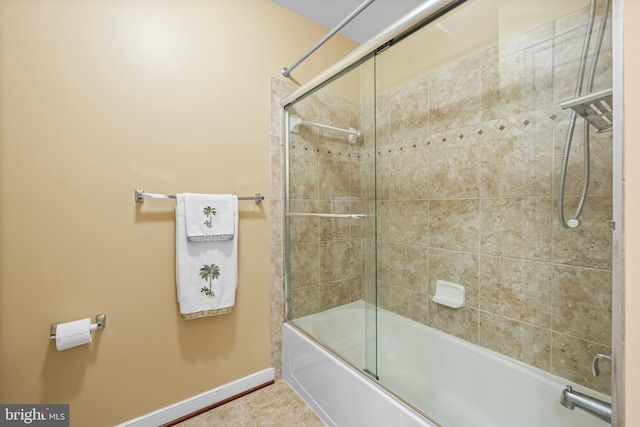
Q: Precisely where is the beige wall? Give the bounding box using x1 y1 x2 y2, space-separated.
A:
0 1 356 426
623 0 640 424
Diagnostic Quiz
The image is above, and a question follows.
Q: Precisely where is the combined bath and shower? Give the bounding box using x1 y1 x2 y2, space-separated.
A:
557 0 611 228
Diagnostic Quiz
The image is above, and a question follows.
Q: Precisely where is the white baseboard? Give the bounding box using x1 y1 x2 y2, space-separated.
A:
115 368 275 427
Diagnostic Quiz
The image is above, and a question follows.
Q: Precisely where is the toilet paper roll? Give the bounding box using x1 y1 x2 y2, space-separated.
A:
55 318 93 351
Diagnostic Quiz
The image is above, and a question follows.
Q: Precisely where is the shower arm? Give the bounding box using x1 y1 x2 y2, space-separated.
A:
281 0 376 78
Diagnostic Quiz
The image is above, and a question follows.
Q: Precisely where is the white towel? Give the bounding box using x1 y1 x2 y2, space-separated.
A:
176 194 239 319
184 193 235 241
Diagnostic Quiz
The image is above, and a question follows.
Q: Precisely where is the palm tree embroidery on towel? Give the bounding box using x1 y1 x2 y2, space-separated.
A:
199 264 220 298
203 206 216 229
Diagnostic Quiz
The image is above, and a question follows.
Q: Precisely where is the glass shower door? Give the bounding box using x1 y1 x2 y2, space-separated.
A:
283 0 613 423
372 0 612 424
284 54 378 378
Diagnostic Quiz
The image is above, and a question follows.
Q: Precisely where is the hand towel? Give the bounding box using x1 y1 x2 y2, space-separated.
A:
184 193 235 242
176 194 239 319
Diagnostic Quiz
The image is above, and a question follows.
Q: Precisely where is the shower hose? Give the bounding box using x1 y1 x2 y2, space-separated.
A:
557 0 610 228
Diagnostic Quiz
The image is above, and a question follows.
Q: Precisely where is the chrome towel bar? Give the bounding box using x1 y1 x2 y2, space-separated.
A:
285 212 367 219
135 189 264 204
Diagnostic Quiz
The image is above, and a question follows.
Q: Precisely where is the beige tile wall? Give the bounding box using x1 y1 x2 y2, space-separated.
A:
285 88 370 320
375 3 613 395
269 77 293 381
269 77 372 379
271 3 613 395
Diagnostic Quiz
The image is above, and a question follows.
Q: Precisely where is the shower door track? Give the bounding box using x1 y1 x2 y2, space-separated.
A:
280 0 466 108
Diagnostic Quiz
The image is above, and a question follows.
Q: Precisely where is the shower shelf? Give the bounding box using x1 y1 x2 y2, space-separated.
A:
561 88 613 133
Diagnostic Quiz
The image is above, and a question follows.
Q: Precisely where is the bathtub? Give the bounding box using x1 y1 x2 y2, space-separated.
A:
283 301 611 427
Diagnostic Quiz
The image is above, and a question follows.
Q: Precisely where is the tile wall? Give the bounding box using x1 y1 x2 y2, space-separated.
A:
285 88 371 319
269 77 293 381
270 3 613 395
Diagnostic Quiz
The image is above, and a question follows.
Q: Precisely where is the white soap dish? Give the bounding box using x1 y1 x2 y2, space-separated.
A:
432 280 465 309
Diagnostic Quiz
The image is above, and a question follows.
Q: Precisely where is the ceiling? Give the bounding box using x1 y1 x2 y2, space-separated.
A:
270 0 423 44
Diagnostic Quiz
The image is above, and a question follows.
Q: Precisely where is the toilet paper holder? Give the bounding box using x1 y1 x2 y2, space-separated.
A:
50 313 107 340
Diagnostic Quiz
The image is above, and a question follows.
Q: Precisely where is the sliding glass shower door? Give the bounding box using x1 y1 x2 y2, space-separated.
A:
284 0 613 424
284 54 378 378
372 0 612 423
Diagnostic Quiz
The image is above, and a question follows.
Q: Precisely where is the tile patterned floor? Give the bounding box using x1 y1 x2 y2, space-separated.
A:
175 380 325 427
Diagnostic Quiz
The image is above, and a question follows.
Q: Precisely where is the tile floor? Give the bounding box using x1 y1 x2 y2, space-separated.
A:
174 380 325 427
